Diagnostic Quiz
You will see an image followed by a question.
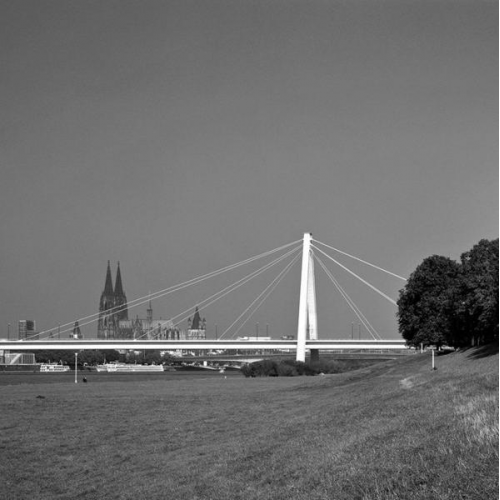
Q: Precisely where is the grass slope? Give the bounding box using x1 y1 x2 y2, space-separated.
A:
0 348 497 500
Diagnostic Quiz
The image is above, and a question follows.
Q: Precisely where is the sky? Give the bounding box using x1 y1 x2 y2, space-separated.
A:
1 0 497 341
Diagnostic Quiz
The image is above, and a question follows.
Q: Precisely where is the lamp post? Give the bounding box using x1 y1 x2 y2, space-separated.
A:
7 323 10 340
256 323 259 355
74 352 78 384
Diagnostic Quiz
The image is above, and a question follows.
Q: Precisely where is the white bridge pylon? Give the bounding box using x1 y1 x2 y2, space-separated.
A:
296 233 318 362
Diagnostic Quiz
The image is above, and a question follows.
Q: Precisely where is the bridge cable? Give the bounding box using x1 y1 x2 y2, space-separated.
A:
314 254 380 340
312 238 407 281
314 255 382 340
311 244 398 306
220 252 301 340
132 245 302 340
169 247 301 333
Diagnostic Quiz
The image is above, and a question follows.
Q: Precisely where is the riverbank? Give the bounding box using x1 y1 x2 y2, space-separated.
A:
1 347 497 499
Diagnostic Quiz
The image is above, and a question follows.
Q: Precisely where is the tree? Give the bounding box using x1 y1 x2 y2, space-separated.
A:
144 350 163 365
456 239 499 346
126 351 142 364
397 255 460 347
78 350 104 366
101 350 120 363
34 350 76 365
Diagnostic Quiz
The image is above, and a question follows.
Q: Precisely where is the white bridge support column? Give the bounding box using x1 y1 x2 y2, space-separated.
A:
296 233 318 362
307 254 318 341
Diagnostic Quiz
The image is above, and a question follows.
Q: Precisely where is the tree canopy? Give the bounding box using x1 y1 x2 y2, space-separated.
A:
34 349 121 365
397 255 460 347
456 239 499 345
398 238 498 347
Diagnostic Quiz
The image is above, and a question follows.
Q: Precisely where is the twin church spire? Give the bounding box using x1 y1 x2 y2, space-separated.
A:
102 260 126 299
98 261 128 338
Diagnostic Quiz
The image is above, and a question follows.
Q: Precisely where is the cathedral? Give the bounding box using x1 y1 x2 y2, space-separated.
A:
97 262 206 340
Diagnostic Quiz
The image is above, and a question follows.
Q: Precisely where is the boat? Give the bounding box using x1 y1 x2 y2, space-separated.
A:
95 363 164 373
40 364 70 372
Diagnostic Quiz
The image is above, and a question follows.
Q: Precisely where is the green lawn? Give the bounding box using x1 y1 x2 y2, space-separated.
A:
1 348 497 500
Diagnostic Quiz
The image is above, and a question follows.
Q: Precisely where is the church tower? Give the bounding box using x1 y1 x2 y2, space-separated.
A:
114 262 128 322
97 261 129 339
191 306 201 329
98 261 116 339
187 306 206 340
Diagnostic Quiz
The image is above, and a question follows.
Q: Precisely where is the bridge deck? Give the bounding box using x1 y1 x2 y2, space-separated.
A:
0 339 407 351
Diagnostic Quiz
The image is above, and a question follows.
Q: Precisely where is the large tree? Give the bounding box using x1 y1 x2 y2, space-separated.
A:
397 255 460 347
455 238 499 346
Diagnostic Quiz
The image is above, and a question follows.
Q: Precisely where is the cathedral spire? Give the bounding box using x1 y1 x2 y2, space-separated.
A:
98 261 116 339
103 260 114 296
113 261 128 322
191 306 201 330
114 261 125 296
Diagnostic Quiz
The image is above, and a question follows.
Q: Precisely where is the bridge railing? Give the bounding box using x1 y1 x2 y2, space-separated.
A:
0 339 407 352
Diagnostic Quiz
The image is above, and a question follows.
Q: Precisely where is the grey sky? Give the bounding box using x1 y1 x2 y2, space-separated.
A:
1 1 497 340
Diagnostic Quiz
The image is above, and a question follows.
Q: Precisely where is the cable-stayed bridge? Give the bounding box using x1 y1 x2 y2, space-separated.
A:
2 233 408 360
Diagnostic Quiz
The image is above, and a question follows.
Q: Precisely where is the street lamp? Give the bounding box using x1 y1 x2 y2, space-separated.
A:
74 352 78 384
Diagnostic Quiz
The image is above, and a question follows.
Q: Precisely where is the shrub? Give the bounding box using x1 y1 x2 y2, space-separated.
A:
276 362 298 377
280 359 307 375
242 358 378 377
241 359 279 377
243 359 329 377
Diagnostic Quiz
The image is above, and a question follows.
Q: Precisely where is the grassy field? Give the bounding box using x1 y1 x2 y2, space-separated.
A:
0 348 497 500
